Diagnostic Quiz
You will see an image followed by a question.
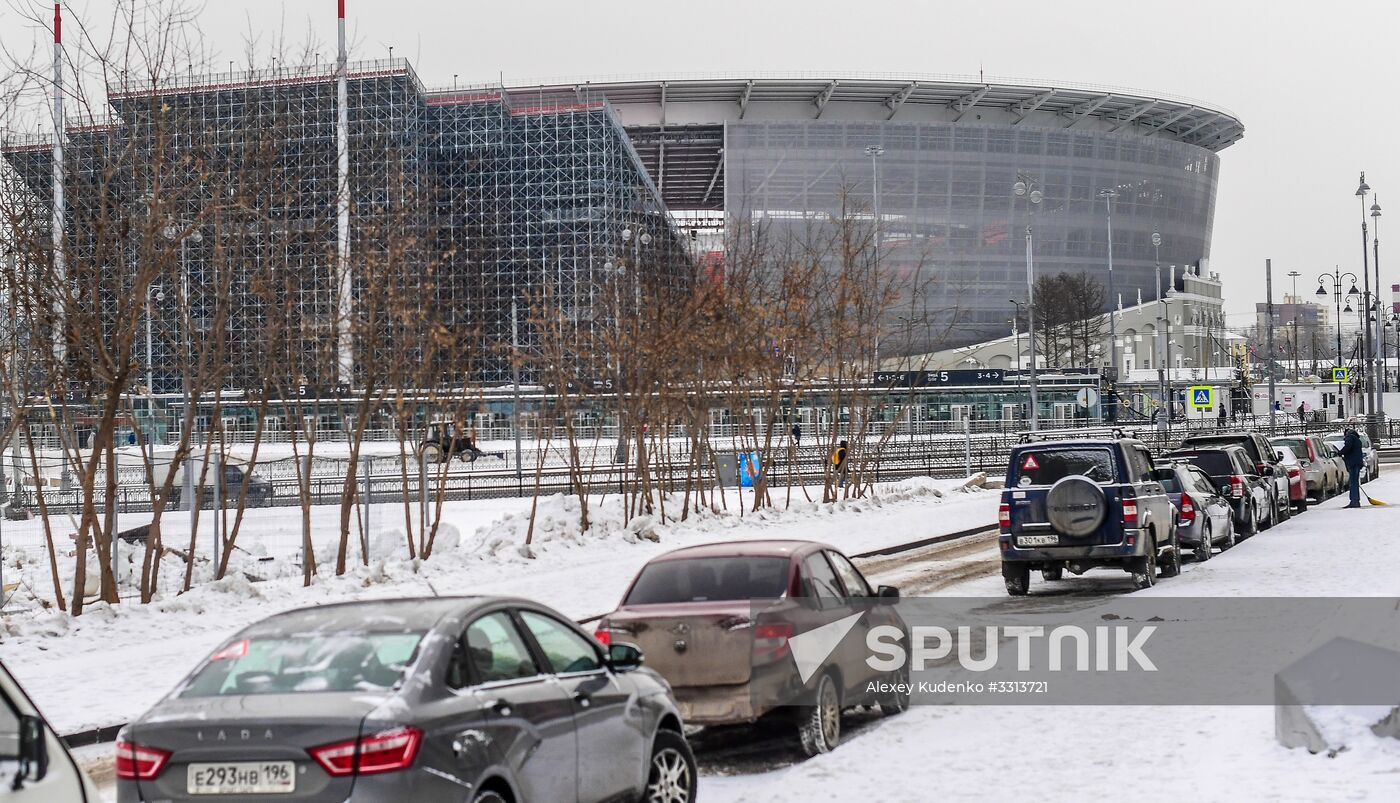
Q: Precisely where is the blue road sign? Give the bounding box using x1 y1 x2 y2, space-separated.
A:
1189 385 1214 409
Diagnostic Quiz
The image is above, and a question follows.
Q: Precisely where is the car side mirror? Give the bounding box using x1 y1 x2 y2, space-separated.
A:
15 714 49 786
876 585 900 604
606 643 644 673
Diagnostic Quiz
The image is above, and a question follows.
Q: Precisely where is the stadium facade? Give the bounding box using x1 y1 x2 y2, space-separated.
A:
3 66 1242 389
534 75 1243 363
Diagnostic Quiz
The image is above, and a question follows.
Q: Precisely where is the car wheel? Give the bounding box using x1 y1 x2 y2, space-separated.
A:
798 673 842 757
879 663 911 716
1260 498 1274 531
1002 562 1030 597
643 729 696 803
1241 503 1258 539
1220 517 1237 551
1131 536 1157 590
1040 564 1064 582
1194 520 1213 562
419 442 443 464
1159 527 1182 578
473 791 509 803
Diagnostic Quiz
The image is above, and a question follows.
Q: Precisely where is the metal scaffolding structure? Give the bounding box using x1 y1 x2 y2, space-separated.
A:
1 57 691 398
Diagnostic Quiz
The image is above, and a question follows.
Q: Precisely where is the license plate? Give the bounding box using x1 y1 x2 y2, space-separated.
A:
187 762 296 795
1016 534 1059 546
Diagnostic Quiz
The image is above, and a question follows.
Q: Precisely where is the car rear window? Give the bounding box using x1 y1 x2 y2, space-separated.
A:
1012 448 1115 485
624 557 791 604
1165 451 1235 478
1153 470 1181 493
179 632 425 697
1272 437 1308 457
1186 436 1257 460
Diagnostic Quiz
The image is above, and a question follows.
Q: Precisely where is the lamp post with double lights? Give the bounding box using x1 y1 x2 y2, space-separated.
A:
1013 172 1044 430
1316 267 1360 403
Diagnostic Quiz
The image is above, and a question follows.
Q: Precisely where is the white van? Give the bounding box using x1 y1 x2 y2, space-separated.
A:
0 658 99 800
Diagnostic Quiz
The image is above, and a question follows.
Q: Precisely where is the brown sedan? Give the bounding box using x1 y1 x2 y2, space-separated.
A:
595 540 906 756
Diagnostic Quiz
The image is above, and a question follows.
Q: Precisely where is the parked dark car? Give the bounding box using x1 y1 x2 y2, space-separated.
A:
595 539 906 757
1161 446 1269 537
1152 462 1236 562
116 597 694 803
168 462 274 509
998 436 1180 594
1179 432 1289 525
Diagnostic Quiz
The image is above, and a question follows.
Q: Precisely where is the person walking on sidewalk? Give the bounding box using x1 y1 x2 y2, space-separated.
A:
1339 427 1365 508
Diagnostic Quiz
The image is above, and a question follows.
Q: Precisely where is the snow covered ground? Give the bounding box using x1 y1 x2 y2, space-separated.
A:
0 475 997 736
10 465 1400 802
704 472 1400 802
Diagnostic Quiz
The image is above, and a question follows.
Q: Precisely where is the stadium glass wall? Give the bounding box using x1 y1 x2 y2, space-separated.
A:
724 120 1220 362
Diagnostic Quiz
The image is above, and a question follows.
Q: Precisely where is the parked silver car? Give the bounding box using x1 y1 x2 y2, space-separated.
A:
1270 435 1343 500
1153 462 1236 561
116 597 695 803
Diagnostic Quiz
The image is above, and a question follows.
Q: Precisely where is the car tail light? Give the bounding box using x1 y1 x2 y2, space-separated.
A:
998 503 1011 532
1256 462 1268 474
1288 466 1301 479
309 727 422 777
1122 501 1138 526
115 740 171 781
1231 475 1245 499
593 627 612 647
753 622 794 662
1178 498 1195 524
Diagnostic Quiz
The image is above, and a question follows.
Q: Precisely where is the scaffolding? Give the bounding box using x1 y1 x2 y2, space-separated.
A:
1 57 692 397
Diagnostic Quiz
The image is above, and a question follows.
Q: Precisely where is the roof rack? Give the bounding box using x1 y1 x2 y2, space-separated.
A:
1014 426 1139 444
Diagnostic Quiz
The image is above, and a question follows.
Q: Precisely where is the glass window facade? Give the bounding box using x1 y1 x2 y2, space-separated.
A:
724 121 1219 354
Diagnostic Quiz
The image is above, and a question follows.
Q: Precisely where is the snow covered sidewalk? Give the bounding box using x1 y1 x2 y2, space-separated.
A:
703 471 1400 802
0 476 997 735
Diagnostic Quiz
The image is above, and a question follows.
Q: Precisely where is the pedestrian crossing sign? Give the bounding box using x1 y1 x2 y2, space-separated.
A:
1332 367 1349 383
1189 385 1214 409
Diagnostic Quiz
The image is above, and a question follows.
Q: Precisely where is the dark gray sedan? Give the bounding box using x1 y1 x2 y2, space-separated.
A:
115 597 695 803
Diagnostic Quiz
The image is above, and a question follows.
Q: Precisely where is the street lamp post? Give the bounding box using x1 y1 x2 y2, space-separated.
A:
1287 269 1302 381
866 145 884 367
1357 173 1378 437
1013 172 1044 430
1371 197 1384 396
1317 267 1360 416
1099 189 1120 395
1009 298 1027 374
1152 228 1167 430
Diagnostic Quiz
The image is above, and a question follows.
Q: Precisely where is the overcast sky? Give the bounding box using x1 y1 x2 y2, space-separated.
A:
5 0 1397 326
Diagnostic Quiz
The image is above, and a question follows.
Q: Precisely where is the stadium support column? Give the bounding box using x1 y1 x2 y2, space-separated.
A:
51 2 65 365
334 0 354 385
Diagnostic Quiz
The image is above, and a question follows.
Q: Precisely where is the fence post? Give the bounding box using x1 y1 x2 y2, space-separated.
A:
362 456 372 563
964 418 971 478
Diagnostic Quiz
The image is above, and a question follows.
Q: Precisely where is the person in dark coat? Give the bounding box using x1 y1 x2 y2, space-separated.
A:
1339 427 1365 508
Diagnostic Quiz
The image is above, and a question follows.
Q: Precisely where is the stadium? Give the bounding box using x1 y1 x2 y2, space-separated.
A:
2 62 1243 389
552 73 1244 356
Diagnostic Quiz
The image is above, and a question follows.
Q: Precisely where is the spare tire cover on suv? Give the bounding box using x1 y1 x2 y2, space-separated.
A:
1045 476 1107 537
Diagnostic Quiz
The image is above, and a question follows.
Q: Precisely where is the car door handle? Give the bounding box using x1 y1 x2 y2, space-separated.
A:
572 689 592 708
485 698 512 717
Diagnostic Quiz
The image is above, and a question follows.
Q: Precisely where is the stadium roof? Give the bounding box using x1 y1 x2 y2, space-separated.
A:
480 73 1245 212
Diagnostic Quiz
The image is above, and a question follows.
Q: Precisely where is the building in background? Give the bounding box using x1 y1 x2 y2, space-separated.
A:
2 61 691 391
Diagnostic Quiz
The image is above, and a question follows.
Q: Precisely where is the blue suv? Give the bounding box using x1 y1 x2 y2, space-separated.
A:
998 434 1180 595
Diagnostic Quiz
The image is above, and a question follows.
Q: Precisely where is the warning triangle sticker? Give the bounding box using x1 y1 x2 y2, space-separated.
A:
1022 454 1040 470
